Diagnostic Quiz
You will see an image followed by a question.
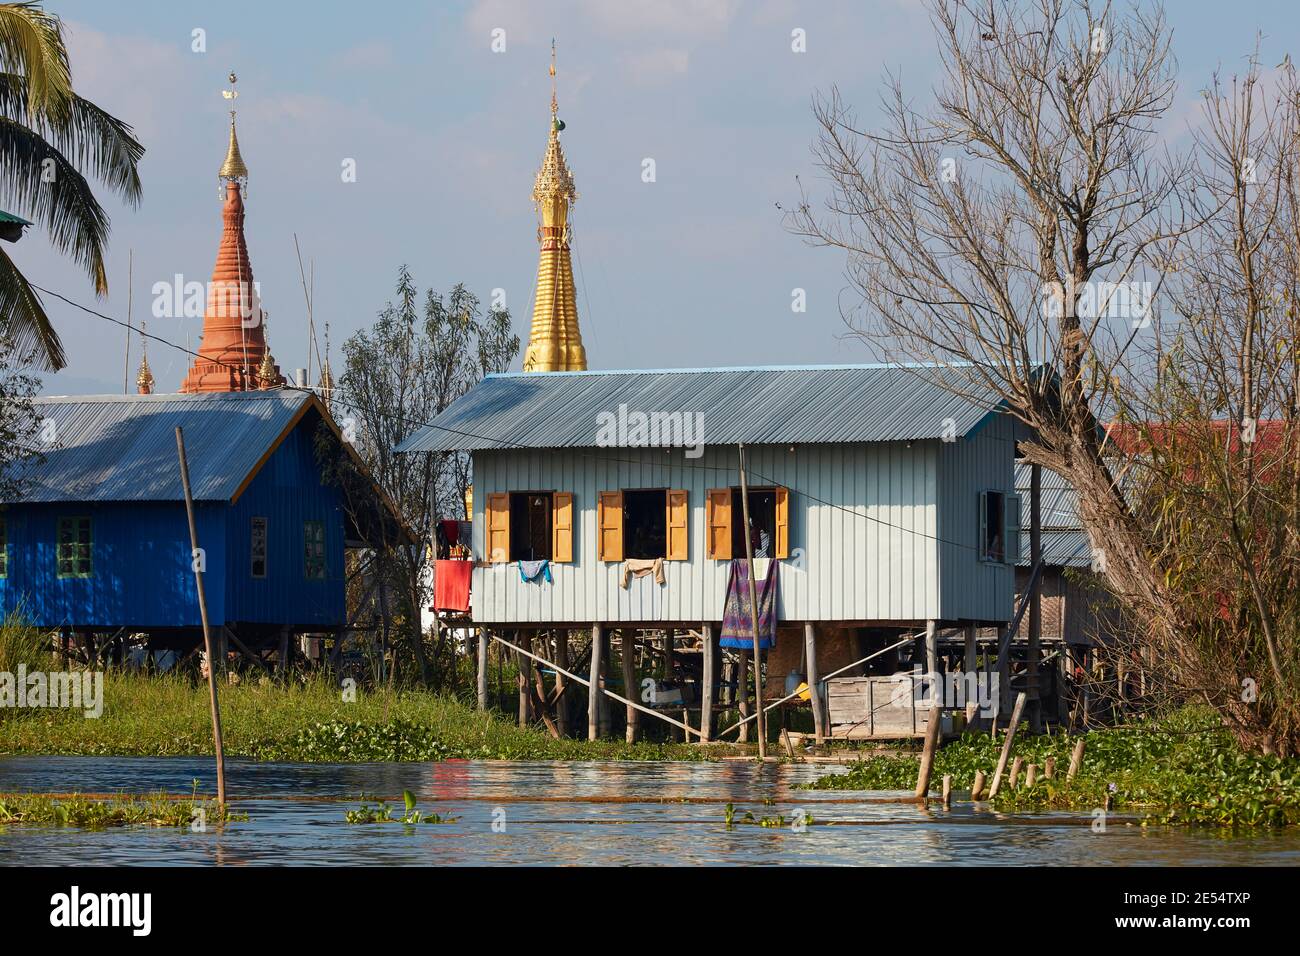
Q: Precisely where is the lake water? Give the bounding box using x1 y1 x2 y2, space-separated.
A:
2 756 1297 866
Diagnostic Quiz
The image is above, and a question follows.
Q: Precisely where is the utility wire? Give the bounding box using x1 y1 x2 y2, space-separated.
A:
35 284 1035 556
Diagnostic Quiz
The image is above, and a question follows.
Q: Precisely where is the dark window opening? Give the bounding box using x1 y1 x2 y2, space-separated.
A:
624 489 667 559
57 516 92 578
510 492 553 561
0 515 8 578
982 491 1005 563
730 487 775 559
304 521 326 580
251 516 268 579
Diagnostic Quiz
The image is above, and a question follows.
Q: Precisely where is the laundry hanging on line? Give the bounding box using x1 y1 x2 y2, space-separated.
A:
621 557 665 589
433 559 472 613
518 559 552 584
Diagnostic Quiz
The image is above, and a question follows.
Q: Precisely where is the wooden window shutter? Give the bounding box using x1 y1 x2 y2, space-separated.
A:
552 492 574 563
597 491 624 562
705 488 732 560
774 486 790 559
666 489 688 561
486 493 510 563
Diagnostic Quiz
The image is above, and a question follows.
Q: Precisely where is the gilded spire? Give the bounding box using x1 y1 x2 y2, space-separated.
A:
135 330 154 395
257 346 277 389
523 41 587 373
218 72 248 182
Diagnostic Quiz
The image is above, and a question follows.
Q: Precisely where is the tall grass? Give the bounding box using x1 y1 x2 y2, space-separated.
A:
0 670 732 762
0 609 49 673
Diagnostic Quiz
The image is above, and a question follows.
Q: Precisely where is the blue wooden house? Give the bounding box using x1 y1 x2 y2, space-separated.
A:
0 390 401 664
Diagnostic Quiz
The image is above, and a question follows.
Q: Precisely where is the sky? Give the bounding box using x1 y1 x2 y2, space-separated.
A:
15 0 1300 396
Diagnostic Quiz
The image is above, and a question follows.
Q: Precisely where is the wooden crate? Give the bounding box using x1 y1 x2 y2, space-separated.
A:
828 675 945 740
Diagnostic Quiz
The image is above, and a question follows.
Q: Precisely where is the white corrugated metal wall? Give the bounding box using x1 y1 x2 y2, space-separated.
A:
935 412 1024 622
469 441 949 624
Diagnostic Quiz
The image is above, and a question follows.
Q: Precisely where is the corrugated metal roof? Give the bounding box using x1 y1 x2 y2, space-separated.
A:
396 364 1009 452
1015 462 1092 568
3 390 312 503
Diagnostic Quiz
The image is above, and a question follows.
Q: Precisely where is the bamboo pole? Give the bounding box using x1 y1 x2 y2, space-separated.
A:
1009 756 1023 790
494 631 697 736
987 691 1027 799
914 705 943 799
804 622 825 745
942 775 952 809
971 770 987 801
737 443 767 760
587 624 603 741
621 630 638 743
476 629 488 712
175 426 226 807
700 624 716 742
1067 738 1086 781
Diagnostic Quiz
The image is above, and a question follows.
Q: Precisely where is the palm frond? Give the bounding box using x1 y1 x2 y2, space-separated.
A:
0 72 143 205
0 116 112 294
0 3 70 120
0 241 63 369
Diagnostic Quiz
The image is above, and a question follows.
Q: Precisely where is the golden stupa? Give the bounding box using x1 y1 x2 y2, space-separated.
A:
522 42 587 373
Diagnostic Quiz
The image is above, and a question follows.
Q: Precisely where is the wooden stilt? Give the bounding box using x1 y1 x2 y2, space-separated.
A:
1025 762 1037 789
971 769 987 800
737 649 751 744
1009 756 1023 789
622 630 638 743
1067 738 1086 781
598 628 612 738
700 624 716 743
554 630 569 736
476 629 488 712
663 630 678 742
942 774 952 809
914 704 943 799
988 691 1027 799
278 627 290 675
517 631 531 728
924 619 939 677
587 624 603 741
804 622 825 745
963 623 978 725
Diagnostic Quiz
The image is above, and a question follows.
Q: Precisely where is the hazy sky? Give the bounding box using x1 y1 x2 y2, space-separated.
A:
17 0 1300 396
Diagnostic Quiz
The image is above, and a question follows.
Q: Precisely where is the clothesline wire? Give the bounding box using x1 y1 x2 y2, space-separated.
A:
38 284 1030 558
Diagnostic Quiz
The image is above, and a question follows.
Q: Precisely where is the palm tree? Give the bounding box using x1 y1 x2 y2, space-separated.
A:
0 2 143 371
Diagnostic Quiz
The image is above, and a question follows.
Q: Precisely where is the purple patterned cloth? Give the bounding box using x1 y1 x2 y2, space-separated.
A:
719 559 779 649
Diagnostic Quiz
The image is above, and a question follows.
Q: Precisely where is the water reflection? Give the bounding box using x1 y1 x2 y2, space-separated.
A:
1 756 1296 866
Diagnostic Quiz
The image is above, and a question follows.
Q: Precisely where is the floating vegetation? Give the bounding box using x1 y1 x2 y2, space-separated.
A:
805 708 1300 828
344 790 459 825
0 791 246 830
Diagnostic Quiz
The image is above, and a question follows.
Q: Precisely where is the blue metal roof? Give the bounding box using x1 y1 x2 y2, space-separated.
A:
396 364 1010 452
3 390 313 504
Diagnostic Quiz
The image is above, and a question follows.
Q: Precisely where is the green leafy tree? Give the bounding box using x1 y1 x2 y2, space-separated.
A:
320 266 519 686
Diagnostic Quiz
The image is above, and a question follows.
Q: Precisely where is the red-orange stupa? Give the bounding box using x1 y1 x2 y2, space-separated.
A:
180 74 284 393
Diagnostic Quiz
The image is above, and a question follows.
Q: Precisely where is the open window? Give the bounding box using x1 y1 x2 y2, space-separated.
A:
510 492 553 562
980 490 1019 564
0 514 7 579
611 489 689 561
706 487 789 559
485 491 574 563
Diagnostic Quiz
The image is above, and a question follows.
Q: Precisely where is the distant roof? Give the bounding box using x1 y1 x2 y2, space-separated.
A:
3 391 313 503
397 364 1013 452
1014 462 1092 568
0 209 32 225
